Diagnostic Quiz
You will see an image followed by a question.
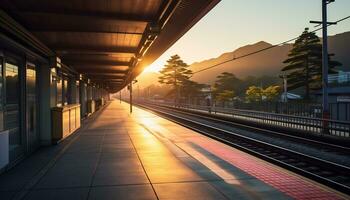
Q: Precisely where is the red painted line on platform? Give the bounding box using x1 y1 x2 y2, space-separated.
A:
191 137 345 200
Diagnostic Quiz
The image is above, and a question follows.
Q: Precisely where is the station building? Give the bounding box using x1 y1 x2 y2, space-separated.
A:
0 0 220 170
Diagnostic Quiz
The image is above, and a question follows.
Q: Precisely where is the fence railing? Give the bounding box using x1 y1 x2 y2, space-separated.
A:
141 100 350 138
228 101 323 117
189 101 349 121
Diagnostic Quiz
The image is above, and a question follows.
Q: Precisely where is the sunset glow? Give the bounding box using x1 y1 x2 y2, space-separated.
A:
143 65 155 73
144 60 164 73
140 0 350 77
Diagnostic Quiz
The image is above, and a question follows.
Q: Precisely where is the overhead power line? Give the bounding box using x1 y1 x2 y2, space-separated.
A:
192 15 350 75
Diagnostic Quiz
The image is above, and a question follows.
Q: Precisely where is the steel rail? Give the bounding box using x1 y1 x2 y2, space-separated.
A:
136 103 350 194
142 102 350 152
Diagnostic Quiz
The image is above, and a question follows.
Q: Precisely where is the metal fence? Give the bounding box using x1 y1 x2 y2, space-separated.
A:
229 101 322 117
329 103 350 121
142 100 350 138
204 101 350 121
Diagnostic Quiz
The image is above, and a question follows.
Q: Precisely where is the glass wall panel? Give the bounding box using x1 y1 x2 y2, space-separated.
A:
63 78 68 105
0 59 3 131
6 63 19 104
75 81 80 103
26 64 38 151
56 77 62 107
5 62 21 153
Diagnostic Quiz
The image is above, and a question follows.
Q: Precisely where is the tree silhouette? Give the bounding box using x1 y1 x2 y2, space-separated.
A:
158 55 193 104
245 85 280 102
245 86 263 102
213 72 241 101
216 90 235 105
282 28 341 99
180 79 206 104
263 85 281 101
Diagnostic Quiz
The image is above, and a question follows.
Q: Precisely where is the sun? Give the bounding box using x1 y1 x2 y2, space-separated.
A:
143 59 165 73
144 64 162 73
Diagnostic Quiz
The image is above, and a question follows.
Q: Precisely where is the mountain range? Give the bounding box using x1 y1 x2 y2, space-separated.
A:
190 31 350 84
138 31 350 87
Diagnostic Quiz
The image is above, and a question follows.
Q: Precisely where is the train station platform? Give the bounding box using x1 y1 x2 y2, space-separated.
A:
0 100 347 200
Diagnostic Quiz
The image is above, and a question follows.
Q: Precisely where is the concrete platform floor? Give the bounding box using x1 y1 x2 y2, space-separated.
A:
0 100 347 200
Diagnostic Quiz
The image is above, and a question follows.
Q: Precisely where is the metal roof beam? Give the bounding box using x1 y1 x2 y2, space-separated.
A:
107 82 123 84
86 73 125 77
63 60 130 67
54 46 137 55
11 11 153 23
90 78 124 82
78 68 129 74
31 30 144 35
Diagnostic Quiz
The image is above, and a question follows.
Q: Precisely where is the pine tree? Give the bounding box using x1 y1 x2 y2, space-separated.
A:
213 72 241 100
180 79 206 104
158 55 192 104
216 90 235 105
282 28 341 99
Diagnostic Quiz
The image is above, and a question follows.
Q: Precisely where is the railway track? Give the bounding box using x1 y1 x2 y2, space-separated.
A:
142 102 350 152
136 102 350 194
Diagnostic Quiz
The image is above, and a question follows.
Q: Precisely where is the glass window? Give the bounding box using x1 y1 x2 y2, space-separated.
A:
76 81 80 103
0 59 3 131
0 59 3 109
56 77 62 107
63 78 68 105
5 62 21 150
5 63 19 105
26 65 36 94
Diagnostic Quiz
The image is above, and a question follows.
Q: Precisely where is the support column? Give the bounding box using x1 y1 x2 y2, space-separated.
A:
87 85 92 101
130 82 133 113
69 78 78 104
79 81 87 118
38 63 54 145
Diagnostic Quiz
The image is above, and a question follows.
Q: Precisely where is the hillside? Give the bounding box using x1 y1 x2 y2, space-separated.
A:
328 31 350 72
190 31 350 84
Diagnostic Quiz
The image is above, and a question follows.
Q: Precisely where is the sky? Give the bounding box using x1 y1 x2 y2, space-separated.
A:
142 0 350 73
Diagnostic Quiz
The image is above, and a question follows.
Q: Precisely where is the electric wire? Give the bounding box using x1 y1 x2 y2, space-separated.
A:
191 15 350 76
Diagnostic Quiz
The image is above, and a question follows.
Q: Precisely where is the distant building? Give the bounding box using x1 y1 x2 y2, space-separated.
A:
312 71 350 120
328 71 350 86
314 71 350 103
281 93 302 102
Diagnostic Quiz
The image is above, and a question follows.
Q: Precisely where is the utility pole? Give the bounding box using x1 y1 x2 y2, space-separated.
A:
281 74 288 103
322 0 329 122
310 0 336 133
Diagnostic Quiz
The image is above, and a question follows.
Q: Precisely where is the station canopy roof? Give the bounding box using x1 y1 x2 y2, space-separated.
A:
0 0 220 92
